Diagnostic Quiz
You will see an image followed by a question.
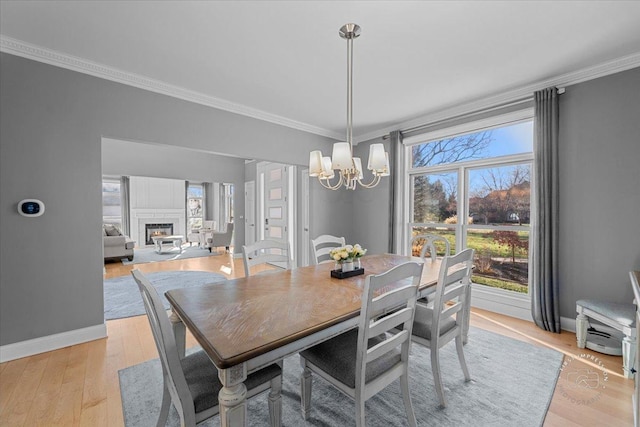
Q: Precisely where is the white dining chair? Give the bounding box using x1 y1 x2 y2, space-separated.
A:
310 234 345 265
411 233 453 316
299 261 424 427
411 248 474 408
242 239 291 276
131 269 283 427
411 233 451 261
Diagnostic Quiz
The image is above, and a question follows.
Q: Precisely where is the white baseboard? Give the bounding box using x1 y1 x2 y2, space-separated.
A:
0 323 107 363
561 316 576 333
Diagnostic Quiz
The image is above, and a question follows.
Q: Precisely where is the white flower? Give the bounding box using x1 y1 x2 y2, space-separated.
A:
330 243 367 261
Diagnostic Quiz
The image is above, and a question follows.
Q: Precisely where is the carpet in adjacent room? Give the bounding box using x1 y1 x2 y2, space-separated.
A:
104 270 227 320
121 245 223 266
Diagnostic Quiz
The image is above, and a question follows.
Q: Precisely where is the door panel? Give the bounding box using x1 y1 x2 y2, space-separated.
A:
263 163 289 267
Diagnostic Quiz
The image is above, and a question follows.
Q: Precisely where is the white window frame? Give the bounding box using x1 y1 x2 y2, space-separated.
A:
403 109 535 320
187 182 205 230
102 177 122 228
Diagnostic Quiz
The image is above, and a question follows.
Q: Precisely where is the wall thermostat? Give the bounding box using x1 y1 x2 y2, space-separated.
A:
18 199 45 217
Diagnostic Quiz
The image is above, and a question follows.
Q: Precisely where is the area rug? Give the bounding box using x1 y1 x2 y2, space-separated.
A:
119 327 562 426
121 245 222 265
104 271 227 320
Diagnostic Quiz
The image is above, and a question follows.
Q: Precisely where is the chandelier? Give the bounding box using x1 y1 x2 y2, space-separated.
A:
309 23 390 191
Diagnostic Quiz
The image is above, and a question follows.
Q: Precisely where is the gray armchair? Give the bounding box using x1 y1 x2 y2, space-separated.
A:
206 222 234 253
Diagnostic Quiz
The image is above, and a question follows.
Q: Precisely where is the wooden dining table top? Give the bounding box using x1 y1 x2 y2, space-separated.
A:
165 253 441 369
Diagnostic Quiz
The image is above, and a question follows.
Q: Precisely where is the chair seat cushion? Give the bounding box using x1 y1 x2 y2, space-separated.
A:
412 304 457 341
300 329 400 389
576 299 635 328
181 350 281 414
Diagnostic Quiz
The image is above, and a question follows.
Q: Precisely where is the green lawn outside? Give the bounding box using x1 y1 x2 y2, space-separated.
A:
472 274 528 293
412 228 530 292
411 229 529 258
466 229 529 259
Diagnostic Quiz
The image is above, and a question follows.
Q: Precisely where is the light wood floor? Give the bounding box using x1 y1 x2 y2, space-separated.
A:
0 253 632 426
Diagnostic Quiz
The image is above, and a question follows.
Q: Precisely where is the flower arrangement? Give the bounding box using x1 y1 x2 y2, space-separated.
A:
330 244 367 263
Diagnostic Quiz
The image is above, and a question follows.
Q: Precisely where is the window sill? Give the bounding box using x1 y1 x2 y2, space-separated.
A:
470 283 532 321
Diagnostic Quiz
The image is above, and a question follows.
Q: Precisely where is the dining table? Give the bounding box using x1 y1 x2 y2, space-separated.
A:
165 252 469 427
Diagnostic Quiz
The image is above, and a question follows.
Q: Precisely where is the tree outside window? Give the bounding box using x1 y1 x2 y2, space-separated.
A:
187 184 204 230
409 120 533 294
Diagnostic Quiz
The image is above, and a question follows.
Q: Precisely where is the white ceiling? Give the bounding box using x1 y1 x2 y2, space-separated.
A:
2 1 640 142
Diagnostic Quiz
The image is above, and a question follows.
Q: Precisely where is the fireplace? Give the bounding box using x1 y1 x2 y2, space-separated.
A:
145 223 173 245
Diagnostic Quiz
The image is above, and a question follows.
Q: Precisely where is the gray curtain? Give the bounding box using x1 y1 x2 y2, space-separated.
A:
185 181 190 235
531 87 561 333
120 176 130 236
388 130 403 253
204 182 213 221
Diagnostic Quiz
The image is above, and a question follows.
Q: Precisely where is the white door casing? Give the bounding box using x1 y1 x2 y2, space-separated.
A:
244 181 256 247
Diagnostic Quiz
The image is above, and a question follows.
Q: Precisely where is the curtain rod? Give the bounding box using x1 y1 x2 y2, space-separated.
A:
383 87 564 140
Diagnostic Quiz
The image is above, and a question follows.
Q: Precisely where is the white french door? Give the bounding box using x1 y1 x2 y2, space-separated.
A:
258 162 291 268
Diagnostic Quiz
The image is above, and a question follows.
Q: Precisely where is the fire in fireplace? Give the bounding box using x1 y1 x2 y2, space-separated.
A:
145 223 173 245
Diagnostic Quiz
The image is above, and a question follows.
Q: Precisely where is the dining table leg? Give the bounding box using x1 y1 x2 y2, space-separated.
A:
219 364 248 427
168 311 186 359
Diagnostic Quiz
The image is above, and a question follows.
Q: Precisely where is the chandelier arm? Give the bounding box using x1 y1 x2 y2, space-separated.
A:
318 173 344 190
356 173 382 189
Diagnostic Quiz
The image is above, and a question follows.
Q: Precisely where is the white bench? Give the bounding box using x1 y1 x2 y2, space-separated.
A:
576 298 636 378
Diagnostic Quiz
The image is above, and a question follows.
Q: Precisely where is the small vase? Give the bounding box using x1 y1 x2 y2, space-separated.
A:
354 258 361 270
342 260 354 272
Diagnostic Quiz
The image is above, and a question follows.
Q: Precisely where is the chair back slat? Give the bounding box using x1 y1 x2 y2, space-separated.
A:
311 235 346 265
370 285 418 317
442 268 468 287
369 307 414 337
366 330 410 363
431 248 474 336
441 301 463 320
356 262 423 390
242 239 291 276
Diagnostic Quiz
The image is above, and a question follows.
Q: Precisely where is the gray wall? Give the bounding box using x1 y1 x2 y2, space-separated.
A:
350 138 392 255
0 53 337 346
557 67 640 317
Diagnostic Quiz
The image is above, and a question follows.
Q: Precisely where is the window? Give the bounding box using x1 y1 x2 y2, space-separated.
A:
408 118 533 294
223 183 234 224
102 179 122 228
187 183 204 230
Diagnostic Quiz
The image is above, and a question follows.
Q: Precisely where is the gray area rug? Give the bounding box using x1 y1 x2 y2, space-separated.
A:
104 271 227 320
121 245 222 266
119 327 562 426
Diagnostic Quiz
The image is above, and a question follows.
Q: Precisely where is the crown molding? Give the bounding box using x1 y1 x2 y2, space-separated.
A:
0 36 343 141
355 51 640 143
2 35 638 145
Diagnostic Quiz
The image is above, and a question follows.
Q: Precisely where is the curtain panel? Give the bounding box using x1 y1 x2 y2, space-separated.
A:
204 182 213 222
388 130 404 254
120 176 131 236
531 87 561 333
